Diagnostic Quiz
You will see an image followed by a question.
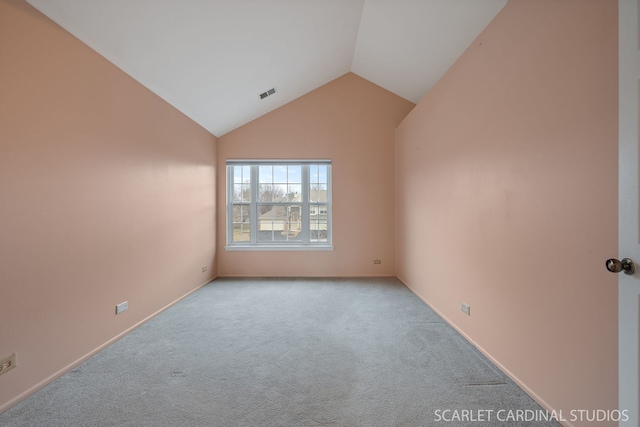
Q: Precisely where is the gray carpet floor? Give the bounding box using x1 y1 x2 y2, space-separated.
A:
0 277 561 426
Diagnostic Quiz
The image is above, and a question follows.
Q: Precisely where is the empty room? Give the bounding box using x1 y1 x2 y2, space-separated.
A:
0 0 633 426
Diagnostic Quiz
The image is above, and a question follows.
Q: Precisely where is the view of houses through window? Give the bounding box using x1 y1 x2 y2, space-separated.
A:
227 161 331 248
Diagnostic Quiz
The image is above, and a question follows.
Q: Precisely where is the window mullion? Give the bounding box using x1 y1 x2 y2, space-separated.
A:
227 165 233 245
250 165 259 243
301 165 310 243
326 165 332 245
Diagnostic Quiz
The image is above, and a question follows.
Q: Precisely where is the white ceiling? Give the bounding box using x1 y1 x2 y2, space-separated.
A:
26 0 506 137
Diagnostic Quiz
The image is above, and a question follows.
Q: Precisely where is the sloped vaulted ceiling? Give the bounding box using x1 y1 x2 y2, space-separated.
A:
26 0 506 137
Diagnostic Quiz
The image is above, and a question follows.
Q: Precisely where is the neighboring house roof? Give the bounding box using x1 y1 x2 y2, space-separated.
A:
260 205 292 222
310 190 327 203
259 190 326 221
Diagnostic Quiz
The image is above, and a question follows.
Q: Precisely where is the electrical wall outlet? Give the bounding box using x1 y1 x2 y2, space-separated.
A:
373 259 382 264
116 301 128 314
461 302 471 316
0 353 16 376
202 266 208 272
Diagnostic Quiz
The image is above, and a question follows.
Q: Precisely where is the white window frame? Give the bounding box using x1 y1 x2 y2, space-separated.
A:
225 160 333 251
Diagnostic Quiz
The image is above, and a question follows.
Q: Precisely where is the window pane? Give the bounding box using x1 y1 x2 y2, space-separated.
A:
257 204 302 242
310 218 328 242
274 165 287 183
233 165 250 184
240 184 251 202
310 203 328 242
233 167 242 183
310 203 328 216
310 164 327 185
232 205 250 242
287 165 301 183
310 185 327 203
258 184 270 202
259 184 286 202
259 165 273 184
258 203 273 216
318 165 327 184
233 184 242 202
233 224 251 242
232 205 250 223
287 184 301 201
232 165 251 202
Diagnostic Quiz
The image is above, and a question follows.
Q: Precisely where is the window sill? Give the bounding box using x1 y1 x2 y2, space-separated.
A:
225 244 334 252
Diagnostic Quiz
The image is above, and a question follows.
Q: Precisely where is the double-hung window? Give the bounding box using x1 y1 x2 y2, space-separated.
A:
226 160 332 250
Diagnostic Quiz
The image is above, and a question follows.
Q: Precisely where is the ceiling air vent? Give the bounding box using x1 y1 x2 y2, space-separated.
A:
259 88 276 100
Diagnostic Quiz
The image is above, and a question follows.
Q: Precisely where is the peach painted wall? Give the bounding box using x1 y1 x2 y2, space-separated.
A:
396 0 617 425
217 73 414 277
0 0 217 411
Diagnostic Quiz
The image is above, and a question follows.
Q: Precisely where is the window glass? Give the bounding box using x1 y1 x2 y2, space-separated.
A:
227 161 331 248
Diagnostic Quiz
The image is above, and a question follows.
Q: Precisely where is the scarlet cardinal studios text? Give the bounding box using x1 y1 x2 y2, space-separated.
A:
433 409 629 423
